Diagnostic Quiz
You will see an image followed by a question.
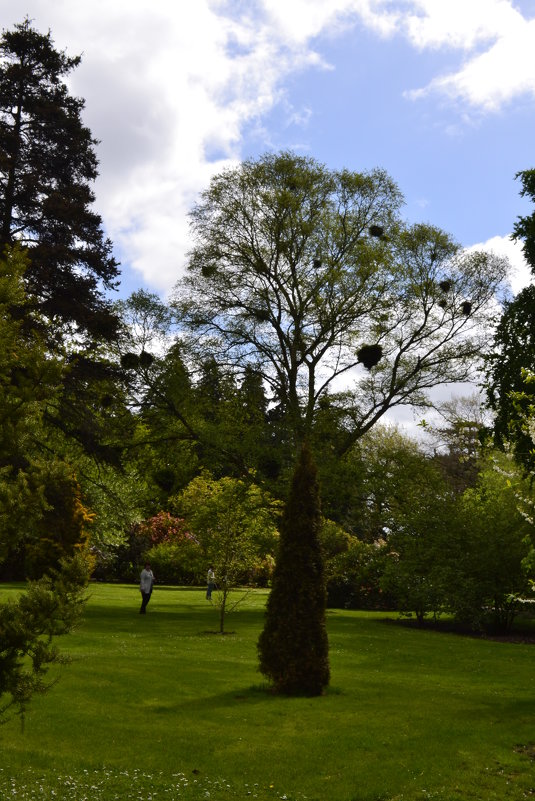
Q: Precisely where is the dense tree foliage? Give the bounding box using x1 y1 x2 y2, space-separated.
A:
0 19 133 470
380 457 457 624
0 249 94 576
448 455 534 632
487 169 535 470
0 249 91 718
487 286 535 468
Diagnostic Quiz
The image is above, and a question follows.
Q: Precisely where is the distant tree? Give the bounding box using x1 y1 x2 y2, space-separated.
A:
0 18 119 345
343 425 434 542
258 442 330 695
174 151 508 453
422 394 488 493
380 457 455 624
114 292 200 500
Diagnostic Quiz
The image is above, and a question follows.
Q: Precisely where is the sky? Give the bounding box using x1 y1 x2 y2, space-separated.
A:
3 0 535 432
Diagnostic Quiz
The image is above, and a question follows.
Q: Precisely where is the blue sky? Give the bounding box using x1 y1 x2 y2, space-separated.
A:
3 0 535 302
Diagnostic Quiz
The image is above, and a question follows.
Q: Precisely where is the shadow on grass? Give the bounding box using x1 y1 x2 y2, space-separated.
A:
381 615 535 643
143 680 341 716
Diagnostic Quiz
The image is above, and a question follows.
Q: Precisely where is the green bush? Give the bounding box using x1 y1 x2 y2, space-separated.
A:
144 540 204 585
327 538 390 609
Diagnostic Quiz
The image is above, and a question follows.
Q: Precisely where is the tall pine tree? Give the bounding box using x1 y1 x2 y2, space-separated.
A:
258 441 329 695
0 18 119 345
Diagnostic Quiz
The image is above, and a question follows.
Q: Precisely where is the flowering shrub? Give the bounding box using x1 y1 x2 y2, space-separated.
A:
136 511 197 546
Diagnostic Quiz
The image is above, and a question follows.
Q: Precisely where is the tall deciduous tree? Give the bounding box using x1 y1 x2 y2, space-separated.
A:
258 442 329 695
174 151 508 452
0 18 119 345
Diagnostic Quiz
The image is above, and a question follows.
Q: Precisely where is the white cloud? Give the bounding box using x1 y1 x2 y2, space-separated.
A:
402 0 522 50
400 1 535 111
2 0 533 295
468 234 532 295
4 0 349 294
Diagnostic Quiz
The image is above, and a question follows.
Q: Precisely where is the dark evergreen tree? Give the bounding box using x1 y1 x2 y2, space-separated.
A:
258 442 330 695
487 170 535 470
512 169 535 270
487 285 535 468
0 18 119 345
0 20 130 464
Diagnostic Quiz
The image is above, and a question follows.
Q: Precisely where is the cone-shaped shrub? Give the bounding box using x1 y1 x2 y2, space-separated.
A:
258 442 330 695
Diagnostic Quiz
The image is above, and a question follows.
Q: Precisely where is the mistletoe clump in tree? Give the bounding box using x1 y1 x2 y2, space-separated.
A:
258 442 329 695
0 18 119 345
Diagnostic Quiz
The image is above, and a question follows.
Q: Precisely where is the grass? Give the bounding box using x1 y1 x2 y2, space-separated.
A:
1 582 535 800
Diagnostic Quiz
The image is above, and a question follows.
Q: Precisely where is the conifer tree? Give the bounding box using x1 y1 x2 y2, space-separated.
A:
0 18 119 345
258 442 330 695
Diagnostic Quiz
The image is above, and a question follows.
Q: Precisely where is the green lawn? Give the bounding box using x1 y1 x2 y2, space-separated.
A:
1 582 535 801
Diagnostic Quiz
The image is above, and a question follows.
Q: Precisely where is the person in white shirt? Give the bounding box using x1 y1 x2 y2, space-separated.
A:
206 566 215 600
139 563 154 614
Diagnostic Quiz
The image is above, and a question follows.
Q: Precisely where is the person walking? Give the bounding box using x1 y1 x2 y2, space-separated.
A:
139 562 155 614
206 565 215 601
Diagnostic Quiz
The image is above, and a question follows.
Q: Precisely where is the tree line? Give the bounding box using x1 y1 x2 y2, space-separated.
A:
2 18 535 713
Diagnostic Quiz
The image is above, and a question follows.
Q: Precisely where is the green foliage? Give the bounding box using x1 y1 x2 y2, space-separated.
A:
486 285 535 469
447 455 534 632
137 511 201 584
0 249 92 714
0 19 131 469
10 463 95 580
106 511 196 583
0 553 89 724
486 169 535 471
379 454 455 624
258 443 329 694
173 472 280 631
512 169 535 272
0 250 96 578
379 446 535 632
326 537 389 610
144 541 204 585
